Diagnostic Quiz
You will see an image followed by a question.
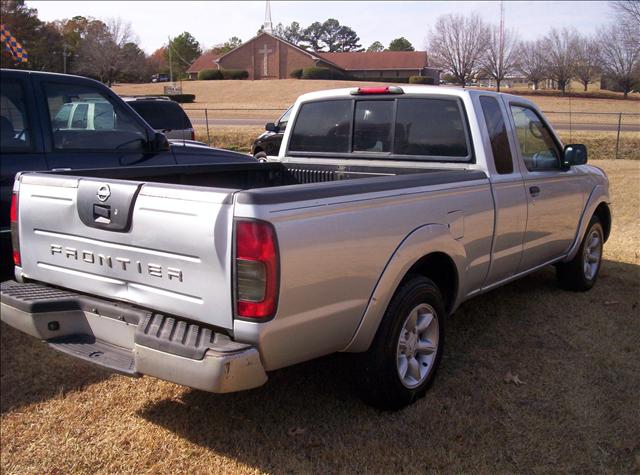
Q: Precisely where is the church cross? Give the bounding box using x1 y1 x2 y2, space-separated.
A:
258 43 273 76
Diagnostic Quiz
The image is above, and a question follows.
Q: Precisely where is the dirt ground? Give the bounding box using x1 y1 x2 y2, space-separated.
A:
1 160 639 474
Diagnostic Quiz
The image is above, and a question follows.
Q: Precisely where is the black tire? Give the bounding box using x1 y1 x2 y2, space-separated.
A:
358 276 445 411
254 151 267 162
556 215 604 291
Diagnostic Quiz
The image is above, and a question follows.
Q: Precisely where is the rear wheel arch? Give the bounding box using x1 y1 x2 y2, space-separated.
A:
402 252 458 314
593 202 611 242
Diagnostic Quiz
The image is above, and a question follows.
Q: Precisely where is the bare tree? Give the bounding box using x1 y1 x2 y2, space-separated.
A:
574 36 601 91
597 23 640 98
517 40 547 90
542 27 579 93
73 17 137 86
483 26 520 91
611 0 640 25
427 13 491 87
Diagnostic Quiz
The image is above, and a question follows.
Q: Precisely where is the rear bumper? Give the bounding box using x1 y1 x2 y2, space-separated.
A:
0 281 267 393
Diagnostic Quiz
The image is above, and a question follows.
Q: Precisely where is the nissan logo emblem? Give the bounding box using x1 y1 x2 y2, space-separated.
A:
97 184 111 202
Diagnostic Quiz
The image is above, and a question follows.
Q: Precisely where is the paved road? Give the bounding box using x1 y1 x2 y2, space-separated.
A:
189 117 640 132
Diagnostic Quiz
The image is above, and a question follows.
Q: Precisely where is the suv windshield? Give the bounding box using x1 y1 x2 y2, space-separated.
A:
128 101 191 130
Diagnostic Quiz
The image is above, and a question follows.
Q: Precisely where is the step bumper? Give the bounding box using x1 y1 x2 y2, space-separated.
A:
0 281 267 393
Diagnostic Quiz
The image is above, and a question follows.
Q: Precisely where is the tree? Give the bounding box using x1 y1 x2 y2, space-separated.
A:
597 23 640 97
574 37 601 91
542 28 579 93
72 17 139 85
147 47 168 74
482 26 520 91
283 21 304 45
611 0 640 26
388 37 414 51
517 40 547 90
165 31 202 79
367 41 385 52
427 13 491 87
301 19 362 52
302 21 324 50
0 0 65 71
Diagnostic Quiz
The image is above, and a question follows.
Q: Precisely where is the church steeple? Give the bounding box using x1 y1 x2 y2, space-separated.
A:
263 0 273 34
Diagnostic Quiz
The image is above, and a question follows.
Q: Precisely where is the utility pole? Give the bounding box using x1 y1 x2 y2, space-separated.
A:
498 0 505 92
168 35 173 83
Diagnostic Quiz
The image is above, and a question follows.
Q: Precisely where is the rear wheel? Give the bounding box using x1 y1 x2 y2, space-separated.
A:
556 216 603 291
358 276 445 410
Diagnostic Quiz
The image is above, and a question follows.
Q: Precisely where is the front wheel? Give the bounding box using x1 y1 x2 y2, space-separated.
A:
358 276 445 410
556 216 604 291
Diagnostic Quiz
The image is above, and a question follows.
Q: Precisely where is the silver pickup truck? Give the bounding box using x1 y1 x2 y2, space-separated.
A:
0 86 611 409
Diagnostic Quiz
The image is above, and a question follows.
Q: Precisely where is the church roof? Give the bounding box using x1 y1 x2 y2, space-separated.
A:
315 51 430 71
186 52 223 73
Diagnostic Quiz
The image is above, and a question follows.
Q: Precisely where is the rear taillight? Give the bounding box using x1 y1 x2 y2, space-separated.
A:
10 192 20 266
190 130 195 141
235 220 279 319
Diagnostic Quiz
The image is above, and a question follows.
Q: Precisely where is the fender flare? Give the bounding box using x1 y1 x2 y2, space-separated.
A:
343 223 466 353
562 184 610 262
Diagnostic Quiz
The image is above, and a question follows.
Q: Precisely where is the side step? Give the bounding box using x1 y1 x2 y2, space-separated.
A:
48 335 137 376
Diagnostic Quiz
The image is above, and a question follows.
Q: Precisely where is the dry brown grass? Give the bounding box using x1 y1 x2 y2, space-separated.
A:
1 161 639 474
112 80 640 121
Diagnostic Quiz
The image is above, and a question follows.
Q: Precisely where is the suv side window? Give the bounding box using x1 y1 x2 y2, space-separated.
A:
0 78 33 152
479 96 513 174
510 105 561 171
44 82 147 151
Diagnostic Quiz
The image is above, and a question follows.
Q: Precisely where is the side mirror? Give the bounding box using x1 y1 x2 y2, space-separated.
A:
265 122 278 133
563 144 588 167
149 132 170 152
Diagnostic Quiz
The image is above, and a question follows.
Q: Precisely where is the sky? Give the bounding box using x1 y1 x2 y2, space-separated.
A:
29 1 614 54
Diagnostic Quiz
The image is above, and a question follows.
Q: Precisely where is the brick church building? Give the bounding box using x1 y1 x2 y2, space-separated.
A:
187 32 440 83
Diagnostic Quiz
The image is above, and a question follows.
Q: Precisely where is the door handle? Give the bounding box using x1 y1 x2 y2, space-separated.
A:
529 186 541 197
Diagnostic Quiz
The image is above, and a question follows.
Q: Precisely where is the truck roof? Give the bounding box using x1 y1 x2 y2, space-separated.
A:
295 85 537 109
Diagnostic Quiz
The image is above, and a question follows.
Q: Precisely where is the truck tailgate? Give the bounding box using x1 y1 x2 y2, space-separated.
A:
16 174 237 330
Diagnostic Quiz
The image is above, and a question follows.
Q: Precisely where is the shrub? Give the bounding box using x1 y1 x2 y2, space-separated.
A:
290 68 303 79
302 67 334 80
167 94 196 103
221 69 249 80
409 76 435 85
198 69 223 80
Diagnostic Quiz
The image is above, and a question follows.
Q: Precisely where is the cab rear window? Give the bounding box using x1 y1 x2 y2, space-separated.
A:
288 96 471 161
128 101 192 130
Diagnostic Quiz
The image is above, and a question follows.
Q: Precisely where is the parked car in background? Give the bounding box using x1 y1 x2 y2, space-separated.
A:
251 107 291 161
0 69 255 278
123 96 195 141
150 73 169 83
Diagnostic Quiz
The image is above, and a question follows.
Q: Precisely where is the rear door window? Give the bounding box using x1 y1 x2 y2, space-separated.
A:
394 98 469 158
128 101 191 130
479 96 513 174
43 82 147 151
289 100 351 153
353 101 393 153
0 78 33 152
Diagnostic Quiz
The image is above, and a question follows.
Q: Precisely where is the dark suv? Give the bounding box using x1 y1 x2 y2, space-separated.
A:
0 69 254 277
251 107 291 160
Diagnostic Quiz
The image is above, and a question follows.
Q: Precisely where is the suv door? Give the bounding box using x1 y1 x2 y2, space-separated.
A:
33 77 176 169
0 73 46 274
506 102 584 271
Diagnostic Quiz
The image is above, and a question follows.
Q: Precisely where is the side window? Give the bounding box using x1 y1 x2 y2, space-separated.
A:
510 105 561 171
353 100 393 153
0 78 33 152
394 98 469 159
289 100 351 153
44 82 147 151
479 96 513 174
277 108 291 132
